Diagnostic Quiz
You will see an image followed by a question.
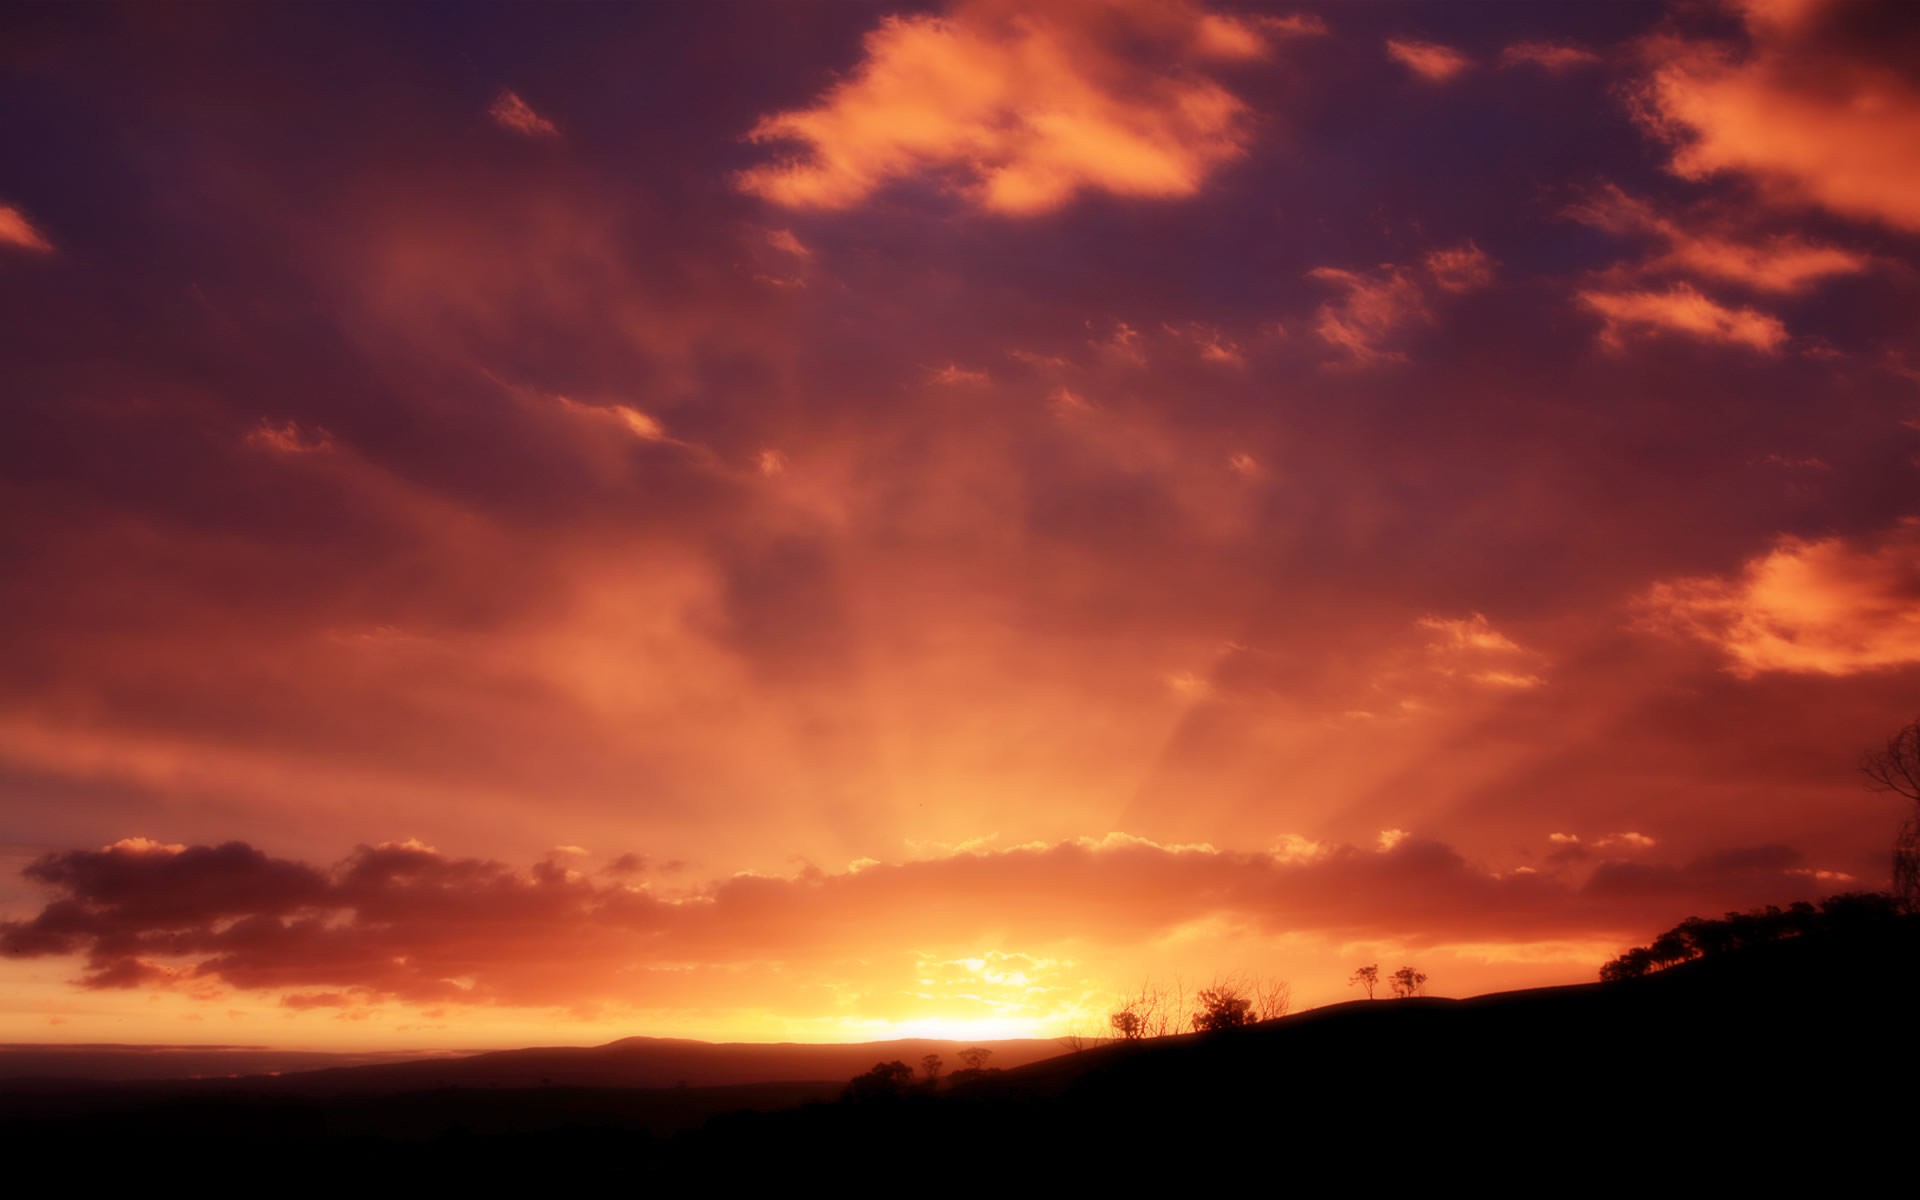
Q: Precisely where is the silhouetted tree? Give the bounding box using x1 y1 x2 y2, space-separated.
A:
1253 976 1292 1021
919 1054 942 1083
844 1060 916 1102
1861 713 1920 912
1192 982 1254 1032
1349 964 1379 1000
1646 929 1692 970
957 1047 993 1072
1389 967 1427 998
1678 915 1737 959
1819 890 1903 928
1599 947 1653 982
1108 978 1188 1040
1601 892 1908 982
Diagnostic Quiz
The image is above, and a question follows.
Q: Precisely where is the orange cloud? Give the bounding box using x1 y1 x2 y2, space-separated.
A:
764 228 813 259
1307 266 1426 363
0 204 54 253
489 90 558 138
556 396 669 441
1415 614 1547 690
1386 39 1472 83
737 1 1288 214
1636 0 1920 232
1418 613 1521 654
1567 184 1868 294
1307 239 1494 362
1576 283 1786 351
1638 518 1920 675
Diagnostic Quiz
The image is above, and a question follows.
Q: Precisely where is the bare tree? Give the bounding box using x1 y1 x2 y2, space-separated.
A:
1390 966 1427 998
1252 976 1292 1021
1349 964 1379 1000
1862 714 1920 912
1058 1015 1109 1053
1159 976 1187 1039
1110 977 1187 1040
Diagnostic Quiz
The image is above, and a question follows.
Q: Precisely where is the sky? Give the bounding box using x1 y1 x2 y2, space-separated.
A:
2 0 1918 1050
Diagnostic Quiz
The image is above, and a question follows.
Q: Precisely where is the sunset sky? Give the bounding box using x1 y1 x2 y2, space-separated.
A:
3 0 1918 1050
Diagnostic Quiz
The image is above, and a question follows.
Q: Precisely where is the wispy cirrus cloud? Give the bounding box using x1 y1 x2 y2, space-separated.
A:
1386 38 1472 83
1568 183 1868 294
1576 282 1787 351
0 204 54 253
489 90 558 138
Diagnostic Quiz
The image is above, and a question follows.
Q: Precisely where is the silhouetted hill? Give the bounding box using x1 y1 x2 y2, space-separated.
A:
7 921 1915 1184
0 1034 1062 1097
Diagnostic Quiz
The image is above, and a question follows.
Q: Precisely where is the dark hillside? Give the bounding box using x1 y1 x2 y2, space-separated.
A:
6 918 1914 1185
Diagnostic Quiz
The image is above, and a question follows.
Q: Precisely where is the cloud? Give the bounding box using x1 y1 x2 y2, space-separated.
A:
1307 266 1426 363
1602 832 1657 850
1386 38 1472 83
1161 320 1244 365
1576 283 1787 351
1418 614 1521 654
931 363 991 386
1638 518 1920 676
1635 0 1920 232
245 419 335 455
1500 42 1602 71
737 1 1287 214
764 228 813 260
556 396 669 441
1471 670 1546 690
1423 241 1496 293
1306 239 1493 362
1415 614 1547 690
1249 14 1328 40
1582 842 1811 898
1 831 1835 1007
1567 184 1868 294
489 90 558 138
0 204 55 253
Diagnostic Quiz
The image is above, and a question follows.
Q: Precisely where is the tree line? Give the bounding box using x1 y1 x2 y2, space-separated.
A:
1598 891 1905 981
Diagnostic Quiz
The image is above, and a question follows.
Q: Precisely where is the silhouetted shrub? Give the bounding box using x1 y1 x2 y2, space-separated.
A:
1192 985 1253 1032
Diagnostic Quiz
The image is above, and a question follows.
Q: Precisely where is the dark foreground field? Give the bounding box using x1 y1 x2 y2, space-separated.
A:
5 922 1915 1185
